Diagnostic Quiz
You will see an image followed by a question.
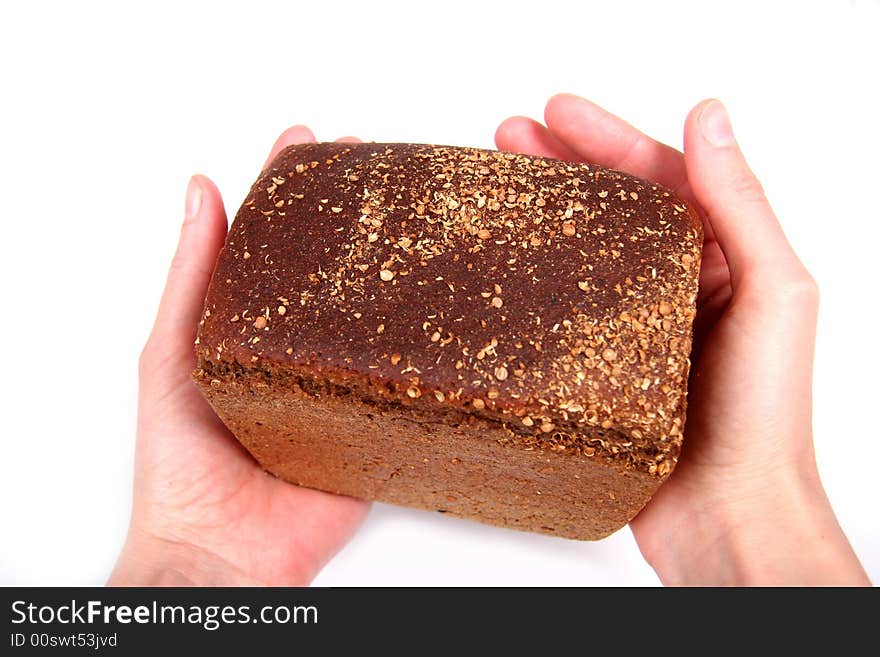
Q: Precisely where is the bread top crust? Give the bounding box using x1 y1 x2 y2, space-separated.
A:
197 143 702 472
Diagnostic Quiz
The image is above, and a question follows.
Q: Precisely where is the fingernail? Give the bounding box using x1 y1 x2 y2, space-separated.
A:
700 100 735 147
185 176 203 219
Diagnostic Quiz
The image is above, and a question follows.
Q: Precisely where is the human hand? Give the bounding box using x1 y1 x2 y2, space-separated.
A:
109 128 369 586
497 94 869 585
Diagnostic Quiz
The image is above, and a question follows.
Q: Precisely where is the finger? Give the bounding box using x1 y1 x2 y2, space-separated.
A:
263 124 316 169
543 93 690 195
683 99 806 290
335 136 362 143
495 102 715 251
145 175 227 376
494 116 581 161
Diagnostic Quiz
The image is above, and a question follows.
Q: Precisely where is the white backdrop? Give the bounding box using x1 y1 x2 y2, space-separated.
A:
1 0 877 586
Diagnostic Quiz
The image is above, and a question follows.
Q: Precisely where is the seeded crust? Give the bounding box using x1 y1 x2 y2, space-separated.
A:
194 143 702 540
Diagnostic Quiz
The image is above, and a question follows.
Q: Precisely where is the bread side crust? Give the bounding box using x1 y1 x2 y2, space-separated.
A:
195 369 661 540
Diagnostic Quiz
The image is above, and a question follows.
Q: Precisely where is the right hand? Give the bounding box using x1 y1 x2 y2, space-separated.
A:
497 94 869 585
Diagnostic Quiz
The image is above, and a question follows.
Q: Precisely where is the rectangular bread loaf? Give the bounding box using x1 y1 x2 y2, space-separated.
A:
194 143 702 540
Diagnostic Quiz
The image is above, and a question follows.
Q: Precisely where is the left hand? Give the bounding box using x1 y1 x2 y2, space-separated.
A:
109 128 369 586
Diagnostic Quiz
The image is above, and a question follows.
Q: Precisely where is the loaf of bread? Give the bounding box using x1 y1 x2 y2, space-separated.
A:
194 143 702 540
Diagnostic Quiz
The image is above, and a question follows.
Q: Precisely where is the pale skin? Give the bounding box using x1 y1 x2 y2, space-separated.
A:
110 95 870 586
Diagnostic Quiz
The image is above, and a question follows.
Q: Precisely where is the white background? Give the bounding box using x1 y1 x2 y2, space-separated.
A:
1 0 878 586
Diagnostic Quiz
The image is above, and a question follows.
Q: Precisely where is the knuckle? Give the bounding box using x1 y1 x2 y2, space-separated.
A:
771 267 820 311
138 340 157 379
740 265 819 318
785 269 819 307
169 248 213 281
729 171 768 206
168 250 190 275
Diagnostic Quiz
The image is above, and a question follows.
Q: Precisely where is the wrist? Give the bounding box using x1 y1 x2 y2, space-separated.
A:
108 526 305 587
640 461 870 586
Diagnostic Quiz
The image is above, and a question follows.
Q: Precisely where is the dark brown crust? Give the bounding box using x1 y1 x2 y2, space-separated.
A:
194 143 702 539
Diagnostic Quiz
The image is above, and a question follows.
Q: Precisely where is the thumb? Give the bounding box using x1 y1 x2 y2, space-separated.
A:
683 100 813 299
140 175 228 389
682 100 819 456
